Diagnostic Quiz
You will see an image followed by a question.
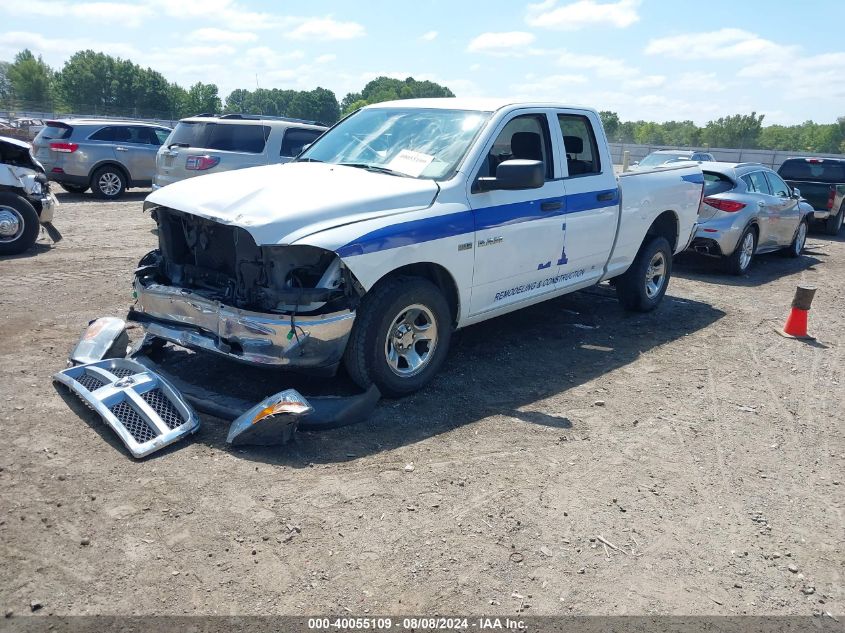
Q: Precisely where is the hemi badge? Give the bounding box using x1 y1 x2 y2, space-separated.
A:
458 242 473 251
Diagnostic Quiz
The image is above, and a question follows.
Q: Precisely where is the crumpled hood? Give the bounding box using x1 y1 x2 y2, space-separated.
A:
145 162 439 245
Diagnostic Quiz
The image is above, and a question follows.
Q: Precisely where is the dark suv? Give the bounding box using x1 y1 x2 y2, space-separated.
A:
778 157 845 235
32 119 172 199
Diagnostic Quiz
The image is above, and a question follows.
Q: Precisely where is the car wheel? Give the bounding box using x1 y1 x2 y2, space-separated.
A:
824 203 844 236
615 235 672 312
787 219 808 258
61 184 88 194
0 193 41 256
344 276 452 397
724 225 757 275
91 166 126 199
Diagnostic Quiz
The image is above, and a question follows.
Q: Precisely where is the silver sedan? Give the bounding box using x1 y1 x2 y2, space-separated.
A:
686 162 811 274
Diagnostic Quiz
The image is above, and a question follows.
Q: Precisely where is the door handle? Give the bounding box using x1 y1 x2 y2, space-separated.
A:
757 201 766 207
597 191 616 201
541 201 562 212
115 146 128 152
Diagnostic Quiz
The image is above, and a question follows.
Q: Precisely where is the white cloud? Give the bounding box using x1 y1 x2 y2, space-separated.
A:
511 73 588 99
645 28 794 60
467 31 536 55
187 28 258 43
0 31 140 62
672 72 727 93
286 17 365 41
624 75 666 90
420 31 439 41
556 50 635 79
526 0 640 30
3 1 153 28
315 54 337 64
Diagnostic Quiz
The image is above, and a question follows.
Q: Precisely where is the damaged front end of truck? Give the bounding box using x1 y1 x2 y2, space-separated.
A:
129 204 364 373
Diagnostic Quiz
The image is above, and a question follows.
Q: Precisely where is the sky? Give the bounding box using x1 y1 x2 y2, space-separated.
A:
1 0 843 125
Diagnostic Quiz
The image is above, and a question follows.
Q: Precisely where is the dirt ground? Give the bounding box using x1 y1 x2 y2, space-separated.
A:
0 186 842 618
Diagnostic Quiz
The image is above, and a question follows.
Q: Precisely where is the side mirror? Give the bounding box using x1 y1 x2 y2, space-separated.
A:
632 161 639 166
477 159 544 192
791 187 801 199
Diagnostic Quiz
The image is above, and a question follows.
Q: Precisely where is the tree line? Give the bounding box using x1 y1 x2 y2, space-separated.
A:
1 47 842 153
0 49 453 124
600 111 845 154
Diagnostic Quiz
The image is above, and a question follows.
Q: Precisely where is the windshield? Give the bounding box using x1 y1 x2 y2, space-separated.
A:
298 107 490 180
639 152 690 167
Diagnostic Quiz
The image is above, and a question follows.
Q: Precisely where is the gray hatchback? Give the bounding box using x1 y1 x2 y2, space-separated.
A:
687 162 811 274
32 119 172 199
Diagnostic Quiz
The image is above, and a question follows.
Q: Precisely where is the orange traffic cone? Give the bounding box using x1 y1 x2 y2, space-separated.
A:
778 285 816 340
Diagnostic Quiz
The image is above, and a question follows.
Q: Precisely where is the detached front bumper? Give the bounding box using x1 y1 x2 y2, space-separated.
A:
129 279 355 369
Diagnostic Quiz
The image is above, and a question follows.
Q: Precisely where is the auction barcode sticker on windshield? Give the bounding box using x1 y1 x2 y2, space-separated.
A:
387 149 434 177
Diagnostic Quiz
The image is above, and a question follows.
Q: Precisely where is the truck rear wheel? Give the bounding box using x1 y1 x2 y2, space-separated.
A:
0 193 40 256
824 204 844 235
615 236 672 312
344 276 452 397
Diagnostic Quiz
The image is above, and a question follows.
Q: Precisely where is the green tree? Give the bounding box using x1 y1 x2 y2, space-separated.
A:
7 49 53 105
599 111 620 141
340 76 454 116
0 61 11 101
700 112 764 149
183 82 221 116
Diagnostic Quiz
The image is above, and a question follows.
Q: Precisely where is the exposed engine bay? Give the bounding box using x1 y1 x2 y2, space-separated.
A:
139 206 363 316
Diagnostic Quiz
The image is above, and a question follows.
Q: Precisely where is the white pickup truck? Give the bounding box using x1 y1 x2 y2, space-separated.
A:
133 98 704 396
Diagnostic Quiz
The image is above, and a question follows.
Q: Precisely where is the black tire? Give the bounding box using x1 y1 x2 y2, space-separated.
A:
344 276 452 397
824 203 844 236
61 184 88 194
615 235 672 312
724 225 757 275
0 193 40 256
91 165 126 199
787 219 809 258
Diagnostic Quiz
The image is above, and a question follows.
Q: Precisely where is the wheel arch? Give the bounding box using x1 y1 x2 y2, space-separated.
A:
366 262 461 326
646 210 681 252
88 161 130 187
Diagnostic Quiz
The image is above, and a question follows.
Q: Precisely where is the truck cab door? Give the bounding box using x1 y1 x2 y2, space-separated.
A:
466 111 568 316
555 110 619 286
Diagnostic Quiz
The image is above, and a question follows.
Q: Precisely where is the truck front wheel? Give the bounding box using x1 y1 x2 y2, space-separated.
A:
344 276 452 397
0 193 40 256
615 236 672 312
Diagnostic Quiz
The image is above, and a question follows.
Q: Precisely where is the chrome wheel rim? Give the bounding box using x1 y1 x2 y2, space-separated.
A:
0 206 24 242
384 303 438 377
739 232 754 270
644 251 667 299
795 222 807 254
98 172 121 196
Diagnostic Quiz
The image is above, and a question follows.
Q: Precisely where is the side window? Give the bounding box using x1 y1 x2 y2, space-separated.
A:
744 171 772 195
557 114 601 176
280 128 323 157
765 172 790 198
154 129 171 145
127 127 157 144
206 124 270 153
478 114 552 180
89 126 116 142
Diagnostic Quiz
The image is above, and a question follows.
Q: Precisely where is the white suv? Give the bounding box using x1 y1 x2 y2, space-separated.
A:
153 114 326 189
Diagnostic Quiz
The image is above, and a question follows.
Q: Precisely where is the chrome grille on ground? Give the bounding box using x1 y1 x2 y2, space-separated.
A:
141 388 185 430
53 359 200 459
77 371 107 392
109 401 157 443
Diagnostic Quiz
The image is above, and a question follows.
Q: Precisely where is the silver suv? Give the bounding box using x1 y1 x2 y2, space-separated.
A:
153 114 326 189
32 119 172 199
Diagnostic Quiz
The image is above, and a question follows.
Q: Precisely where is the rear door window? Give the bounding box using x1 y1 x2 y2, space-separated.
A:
742 171 772 195
154 129 171 145
558 114 601 176
280 128 323 157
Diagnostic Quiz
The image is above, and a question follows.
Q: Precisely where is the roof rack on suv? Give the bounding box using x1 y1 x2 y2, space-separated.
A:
217 113 324 126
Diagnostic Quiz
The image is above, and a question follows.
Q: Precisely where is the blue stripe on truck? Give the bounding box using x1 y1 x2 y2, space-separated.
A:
336 187 620 257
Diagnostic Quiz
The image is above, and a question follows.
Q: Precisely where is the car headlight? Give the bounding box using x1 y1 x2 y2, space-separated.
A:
30 181 43 195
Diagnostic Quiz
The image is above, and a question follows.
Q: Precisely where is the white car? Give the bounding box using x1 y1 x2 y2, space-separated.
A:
631 149 715 170
133 98 704 396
